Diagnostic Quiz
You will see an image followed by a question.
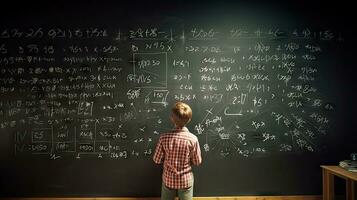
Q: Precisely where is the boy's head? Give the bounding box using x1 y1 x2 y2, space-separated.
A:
170 102 192 128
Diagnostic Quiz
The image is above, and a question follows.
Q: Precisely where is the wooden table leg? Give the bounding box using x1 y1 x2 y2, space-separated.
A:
346 179 355 200
323 168 335 200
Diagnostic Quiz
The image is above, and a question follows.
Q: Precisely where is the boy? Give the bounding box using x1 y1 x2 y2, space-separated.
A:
153 102 202 200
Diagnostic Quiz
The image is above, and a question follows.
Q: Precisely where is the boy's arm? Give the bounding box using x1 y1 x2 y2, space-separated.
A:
153 138 164 164
191 140 202 166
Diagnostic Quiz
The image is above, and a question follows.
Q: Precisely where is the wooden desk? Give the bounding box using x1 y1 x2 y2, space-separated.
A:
321 165 357 200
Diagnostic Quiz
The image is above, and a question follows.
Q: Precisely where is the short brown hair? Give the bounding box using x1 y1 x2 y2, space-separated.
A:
171 102 192 128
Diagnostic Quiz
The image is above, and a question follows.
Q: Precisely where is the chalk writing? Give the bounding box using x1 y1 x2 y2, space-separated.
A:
0 26 341 159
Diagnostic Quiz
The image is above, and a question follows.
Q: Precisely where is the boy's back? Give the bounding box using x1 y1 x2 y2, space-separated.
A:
153 127 201 189
153 102 202 200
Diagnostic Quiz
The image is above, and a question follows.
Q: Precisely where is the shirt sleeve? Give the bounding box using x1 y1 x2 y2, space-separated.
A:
153 137 164 164
191 139 202 166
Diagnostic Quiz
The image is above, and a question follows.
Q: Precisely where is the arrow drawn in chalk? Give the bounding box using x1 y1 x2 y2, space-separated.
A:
224 107 243 116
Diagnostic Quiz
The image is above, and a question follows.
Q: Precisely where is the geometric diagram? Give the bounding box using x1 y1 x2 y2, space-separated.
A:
77 101 94 116
145 89 170 107
14 128 53 155
130 52 168 88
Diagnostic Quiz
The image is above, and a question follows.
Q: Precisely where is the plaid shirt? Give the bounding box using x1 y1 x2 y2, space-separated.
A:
153 127 202 189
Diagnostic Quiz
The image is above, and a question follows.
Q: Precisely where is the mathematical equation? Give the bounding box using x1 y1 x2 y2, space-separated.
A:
0 26 341 159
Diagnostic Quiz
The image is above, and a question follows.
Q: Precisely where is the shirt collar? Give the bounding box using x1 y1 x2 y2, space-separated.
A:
172 127 189 133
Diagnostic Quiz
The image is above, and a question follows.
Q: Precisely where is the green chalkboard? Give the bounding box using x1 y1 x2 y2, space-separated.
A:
0 0 355 197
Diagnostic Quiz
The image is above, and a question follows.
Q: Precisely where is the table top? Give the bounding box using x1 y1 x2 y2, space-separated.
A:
321 165 357 181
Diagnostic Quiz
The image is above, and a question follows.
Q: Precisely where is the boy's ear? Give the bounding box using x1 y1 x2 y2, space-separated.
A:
169 114 175 124
187 118 191 124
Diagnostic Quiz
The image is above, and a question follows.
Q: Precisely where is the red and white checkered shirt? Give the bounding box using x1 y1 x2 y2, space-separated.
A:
153 127 202 189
